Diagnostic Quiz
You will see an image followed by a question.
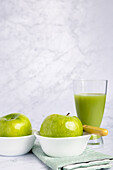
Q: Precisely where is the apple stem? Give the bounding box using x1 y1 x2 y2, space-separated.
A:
66 113 70 116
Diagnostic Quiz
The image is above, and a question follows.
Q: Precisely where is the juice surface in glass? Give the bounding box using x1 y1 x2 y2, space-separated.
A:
74 93 106 127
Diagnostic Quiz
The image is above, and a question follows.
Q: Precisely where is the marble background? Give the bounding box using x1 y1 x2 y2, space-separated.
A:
0 0 113 130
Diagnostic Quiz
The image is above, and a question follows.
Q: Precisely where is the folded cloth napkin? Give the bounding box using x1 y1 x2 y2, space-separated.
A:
32 143 113 170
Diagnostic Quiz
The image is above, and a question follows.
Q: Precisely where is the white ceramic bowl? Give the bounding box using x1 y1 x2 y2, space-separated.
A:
35 131 91 157
0 130 36 156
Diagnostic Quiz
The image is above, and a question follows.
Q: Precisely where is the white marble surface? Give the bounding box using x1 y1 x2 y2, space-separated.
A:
0 0 113 129
0 0 113 169
0 128 113 170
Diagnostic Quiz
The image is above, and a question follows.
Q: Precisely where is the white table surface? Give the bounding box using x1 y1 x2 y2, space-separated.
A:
0 128 113 170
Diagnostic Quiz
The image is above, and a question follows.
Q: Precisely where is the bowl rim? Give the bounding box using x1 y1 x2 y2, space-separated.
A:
35 131 91 140
0 129 36 139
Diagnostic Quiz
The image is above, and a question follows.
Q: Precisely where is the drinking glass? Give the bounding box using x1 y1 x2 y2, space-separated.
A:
73 80 108 146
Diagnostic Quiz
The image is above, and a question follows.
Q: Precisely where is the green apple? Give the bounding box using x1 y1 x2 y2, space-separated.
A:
40 113 83 137
0 113 32 137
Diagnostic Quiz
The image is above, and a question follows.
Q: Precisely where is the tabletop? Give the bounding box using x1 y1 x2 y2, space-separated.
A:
0 128 113 170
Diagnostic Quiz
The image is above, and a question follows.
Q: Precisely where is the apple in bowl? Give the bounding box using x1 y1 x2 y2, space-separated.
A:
0 113 35 156
0 113 32 137
35 113 91 157
40 113 83 137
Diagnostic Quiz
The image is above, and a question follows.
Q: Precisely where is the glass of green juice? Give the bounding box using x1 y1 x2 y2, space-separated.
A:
73 80 108 146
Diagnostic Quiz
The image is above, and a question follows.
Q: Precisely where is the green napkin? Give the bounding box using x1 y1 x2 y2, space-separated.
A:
32 143 113 170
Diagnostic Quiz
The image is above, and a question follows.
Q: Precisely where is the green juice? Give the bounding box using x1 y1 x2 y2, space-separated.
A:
74 93 106 127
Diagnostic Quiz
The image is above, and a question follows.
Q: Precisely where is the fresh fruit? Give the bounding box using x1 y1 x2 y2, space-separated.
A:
40 113 83 137
0 113 32 137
